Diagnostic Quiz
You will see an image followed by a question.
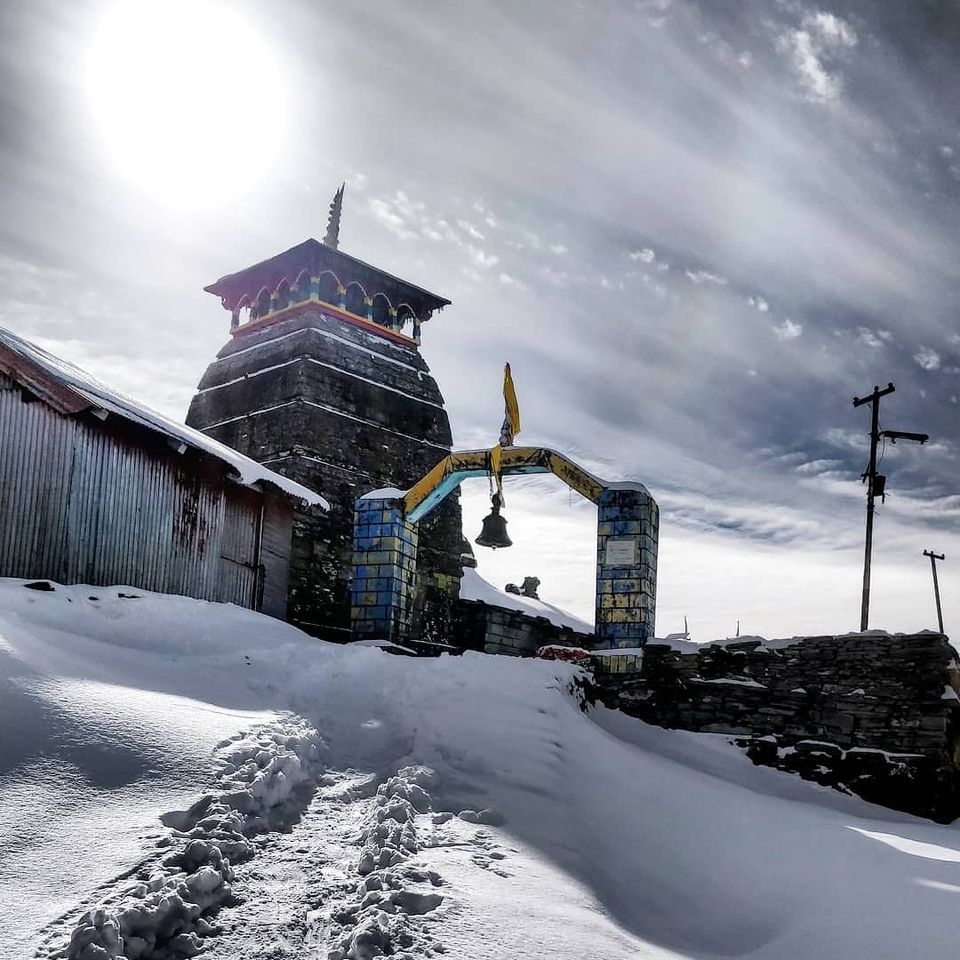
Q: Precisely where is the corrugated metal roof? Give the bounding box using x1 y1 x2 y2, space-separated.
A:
0 327 328 509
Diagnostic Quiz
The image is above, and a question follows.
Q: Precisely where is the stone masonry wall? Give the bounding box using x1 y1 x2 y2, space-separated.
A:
453 599 594 657
595 487 659 647
186 308 463 641
595 632 960 822
350 496 418 643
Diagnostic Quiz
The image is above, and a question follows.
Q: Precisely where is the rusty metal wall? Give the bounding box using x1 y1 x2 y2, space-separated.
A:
0 382 280 610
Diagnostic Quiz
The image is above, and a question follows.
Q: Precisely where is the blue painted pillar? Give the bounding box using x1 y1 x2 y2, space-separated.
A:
595 485 659 648
350 493 418 643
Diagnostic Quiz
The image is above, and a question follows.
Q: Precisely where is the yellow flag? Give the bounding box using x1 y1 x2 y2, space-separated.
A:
490 443 503 499
502 362 520 444
491 363 518 503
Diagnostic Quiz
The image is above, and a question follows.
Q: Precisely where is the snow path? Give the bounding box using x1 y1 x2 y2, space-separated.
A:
37 715 325 959
0 647 272 958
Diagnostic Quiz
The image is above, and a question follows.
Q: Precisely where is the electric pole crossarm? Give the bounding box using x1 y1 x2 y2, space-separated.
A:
853 383 895 408
879 430 929 444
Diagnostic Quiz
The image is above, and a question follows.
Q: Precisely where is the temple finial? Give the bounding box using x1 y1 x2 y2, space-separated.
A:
323 182 345 249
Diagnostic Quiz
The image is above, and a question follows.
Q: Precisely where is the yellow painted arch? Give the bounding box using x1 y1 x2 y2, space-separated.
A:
403 446 605 522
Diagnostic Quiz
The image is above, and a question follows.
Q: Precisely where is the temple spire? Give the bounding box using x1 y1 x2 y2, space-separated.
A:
323 182 345 249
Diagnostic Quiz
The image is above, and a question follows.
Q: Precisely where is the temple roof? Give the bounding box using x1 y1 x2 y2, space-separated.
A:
204 238 451 319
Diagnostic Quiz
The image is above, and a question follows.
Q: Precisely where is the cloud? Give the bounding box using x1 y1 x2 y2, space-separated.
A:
549 243 568 255
858 326 892 348
630 247 656 263
540 265 569 287
747 296 770 312
366 195 420 241
773 318 803 340
457 219 486 241
498 272 526 290
468 246 499 270
914 346 941 370
684 269 727 285
778 11 858 102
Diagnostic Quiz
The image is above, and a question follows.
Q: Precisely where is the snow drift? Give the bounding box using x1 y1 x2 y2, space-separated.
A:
6 578 960 959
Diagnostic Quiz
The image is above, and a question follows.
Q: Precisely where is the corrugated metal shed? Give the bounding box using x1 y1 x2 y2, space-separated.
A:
0 332 325 617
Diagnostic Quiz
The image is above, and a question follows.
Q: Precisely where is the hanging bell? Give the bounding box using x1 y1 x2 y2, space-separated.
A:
476 493 512 549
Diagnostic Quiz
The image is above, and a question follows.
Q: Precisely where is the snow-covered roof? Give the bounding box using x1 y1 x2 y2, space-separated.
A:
0 327 328 509
459 567 593 634
359 486 409 500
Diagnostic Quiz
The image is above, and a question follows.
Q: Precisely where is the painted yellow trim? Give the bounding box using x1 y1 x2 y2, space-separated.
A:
402 446 604 517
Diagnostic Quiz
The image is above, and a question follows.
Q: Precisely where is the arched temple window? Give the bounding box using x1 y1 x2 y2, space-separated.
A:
371 292 392 327
396 304 416 330
236 294 252 325
316 271 339 306
294 269 311 301
253 287 271 320
344 281 367 317
274 279 291 311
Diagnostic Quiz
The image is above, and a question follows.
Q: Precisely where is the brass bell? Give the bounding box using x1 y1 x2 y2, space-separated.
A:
476 493 512 549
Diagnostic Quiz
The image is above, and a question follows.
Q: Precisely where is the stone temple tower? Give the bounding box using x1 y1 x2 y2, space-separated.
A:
186 189 463 642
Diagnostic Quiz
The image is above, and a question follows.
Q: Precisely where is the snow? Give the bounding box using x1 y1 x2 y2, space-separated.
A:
459 567 593 633
360 486 409 500
695 677 768 688
7 577 960 959
0 327 327 509
590 646 645 656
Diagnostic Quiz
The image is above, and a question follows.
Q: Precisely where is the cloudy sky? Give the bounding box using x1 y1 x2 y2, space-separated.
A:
3 0 960 641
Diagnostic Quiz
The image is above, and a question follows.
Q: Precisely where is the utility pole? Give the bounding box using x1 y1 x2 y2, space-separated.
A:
923 550 945 634
852 383 928 631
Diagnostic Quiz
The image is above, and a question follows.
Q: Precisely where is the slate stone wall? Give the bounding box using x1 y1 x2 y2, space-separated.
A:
453 599 594 657
595 487 659 647
595 632 960 821
350 496 418 642
186 308 463 640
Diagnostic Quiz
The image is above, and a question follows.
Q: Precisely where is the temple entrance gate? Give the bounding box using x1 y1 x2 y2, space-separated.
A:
349 446 658 650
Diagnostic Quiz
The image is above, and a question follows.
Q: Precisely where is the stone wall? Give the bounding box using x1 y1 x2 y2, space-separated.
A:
594 632 960 822
454 599 593 657
350 495 419 643
186 307 463 641
594 487 659 647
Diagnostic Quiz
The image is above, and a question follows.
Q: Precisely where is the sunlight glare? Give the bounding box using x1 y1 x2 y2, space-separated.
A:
84 0 289 206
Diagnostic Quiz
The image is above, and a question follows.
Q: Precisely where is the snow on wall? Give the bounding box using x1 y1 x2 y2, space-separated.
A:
459 567 593 634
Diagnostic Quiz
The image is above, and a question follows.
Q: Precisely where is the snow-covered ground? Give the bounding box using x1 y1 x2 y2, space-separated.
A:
4 578 960 959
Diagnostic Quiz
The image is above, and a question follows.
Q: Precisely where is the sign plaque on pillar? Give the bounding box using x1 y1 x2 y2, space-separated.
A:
604 537 638 566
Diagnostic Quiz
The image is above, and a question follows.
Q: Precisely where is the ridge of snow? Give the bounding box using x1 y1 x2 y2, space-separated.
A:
360 486 409 500
459 567 593 634
0 327 328 509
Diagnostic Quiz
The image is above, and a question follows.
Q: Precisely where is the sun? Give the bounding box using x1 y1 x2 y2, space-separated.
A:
84 0 288 206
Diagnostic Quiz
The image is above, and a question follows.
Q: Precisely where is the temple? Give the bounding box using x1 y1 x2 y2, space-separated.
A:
186 188 464 641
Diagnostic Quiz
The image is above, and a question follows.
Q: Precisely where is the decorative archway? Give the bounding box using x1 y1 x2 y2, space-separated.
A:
350 446 658 651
